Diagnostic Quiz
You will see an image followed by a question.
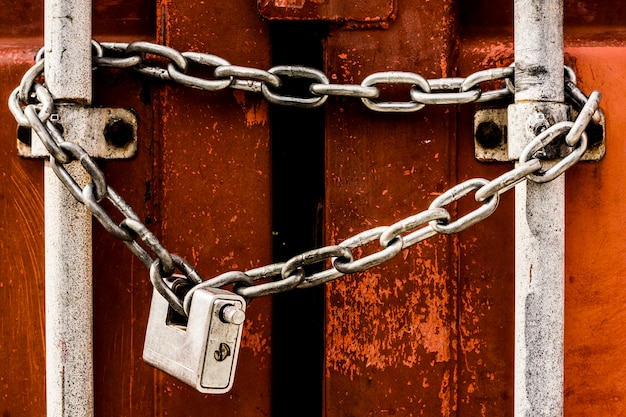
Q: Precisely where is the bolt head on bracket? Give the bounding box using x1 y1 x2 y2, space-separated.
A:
474 108 509 162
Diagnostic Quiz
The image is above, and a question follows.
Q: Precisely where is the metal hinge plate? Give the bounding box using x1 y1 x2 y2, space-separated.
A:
474 107 605 162
18 106 137 159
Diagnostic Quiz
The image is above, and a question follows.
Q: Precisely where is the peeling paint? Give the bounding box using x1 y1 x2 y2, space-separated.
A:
233 91 269 127
438 369 452 416
241 312 271 357
478 43 514 68
326 242 455 379
271 0 306 9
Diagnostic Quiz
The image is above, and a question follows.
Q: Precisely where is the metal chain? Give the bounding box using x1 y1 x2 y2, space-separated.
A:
8 40 602 316
91 41 515 110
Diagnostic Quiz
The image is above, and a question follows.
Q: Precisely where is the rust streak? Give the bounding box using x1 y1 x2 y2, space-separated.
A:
233 91 269 127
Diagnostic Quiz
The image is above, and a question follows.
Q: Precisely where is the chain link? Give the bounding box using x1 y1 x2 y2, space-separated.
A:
474 159 542 203
361 72 431 112
429 178 500 234
126 41 188 80
261 66 329 108
167 52 232 91
8 39 602 314
519 121 589 183
334 227 403 275
411 77 481 105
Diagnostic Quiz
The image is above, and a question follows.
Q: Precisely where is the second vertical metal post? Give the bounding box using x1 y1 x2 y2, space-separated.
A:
509 0 566 416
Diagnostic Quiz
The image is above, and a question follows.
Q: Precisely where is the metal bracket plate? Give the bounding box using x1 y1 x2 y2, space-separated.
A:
474 107 605 162
18 106 138 159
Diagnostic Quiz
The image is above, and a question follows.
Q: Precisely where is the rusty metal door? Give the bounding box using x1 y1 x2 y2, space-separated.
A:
0 0 624 416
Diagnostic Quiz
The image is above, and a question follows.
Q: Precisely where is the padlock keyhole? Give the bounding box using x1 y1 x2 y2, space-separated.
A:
166 306 188 331
214 343 231 362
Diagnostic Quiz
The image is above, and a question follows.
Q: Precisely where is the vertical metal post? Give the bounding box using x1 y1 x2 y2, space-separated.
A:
44 0 94 415
509 1 566 416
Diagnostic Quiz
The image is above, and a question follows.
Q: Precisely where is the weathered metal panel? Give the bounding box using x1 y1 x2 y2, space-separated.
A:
323 1 460 415
0 47 46 416
324 1 626 416
562 46 626 417
154 0 273 414
458 37 516 417
258 0 395 23
90 67 159 415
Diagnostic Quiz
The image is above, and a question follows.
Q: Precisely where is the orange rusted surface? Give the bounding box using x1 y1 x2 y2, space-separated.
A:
562 46 626 417
323 0 461 415
0 47 46 416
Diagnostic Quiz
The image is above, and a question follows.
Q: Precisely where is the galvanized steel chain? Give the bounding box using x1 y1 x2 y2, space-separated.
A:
92 41 514 110
8 39 601 316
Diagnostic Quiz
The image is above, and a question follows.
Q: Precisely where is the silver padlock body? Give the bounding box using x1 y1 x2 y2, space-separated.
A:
143 286 245 393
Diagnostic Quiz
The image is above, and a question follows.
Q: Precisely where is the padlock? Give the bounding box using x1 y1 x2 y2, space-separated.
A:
143 284 246 394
